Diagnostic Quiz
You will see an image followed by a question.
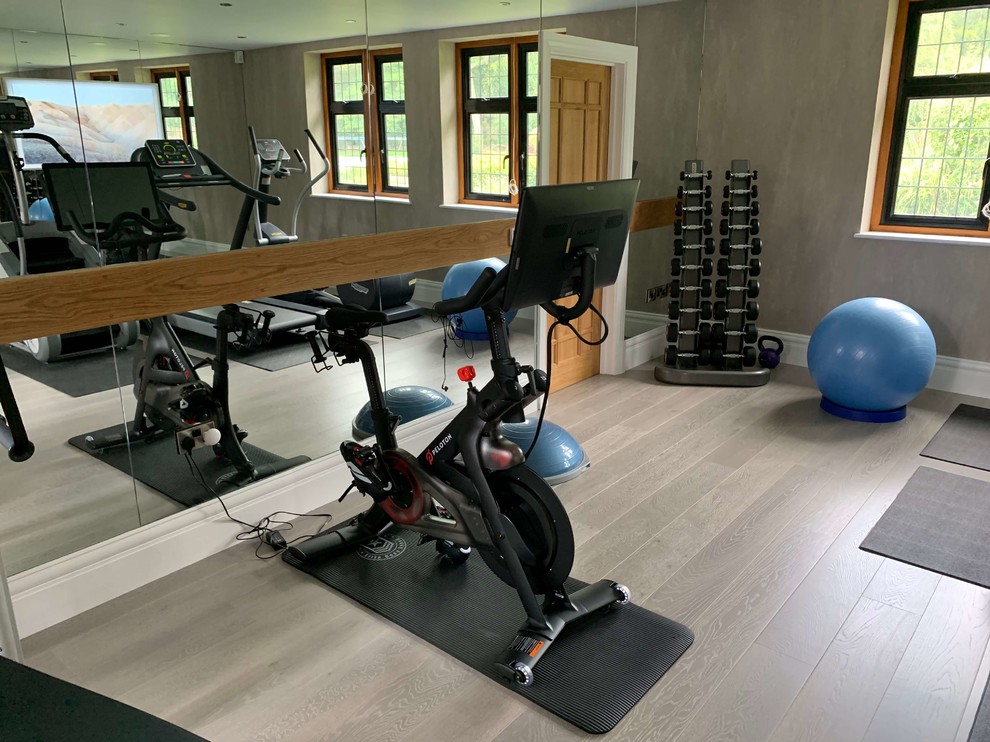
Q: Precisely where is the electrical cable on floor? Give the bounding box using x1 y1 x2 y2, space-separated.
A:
183 452 334 559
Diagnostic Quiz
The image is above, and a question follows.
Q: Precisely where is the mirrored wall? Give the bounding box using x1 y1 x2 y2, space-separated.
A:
0 0 708 578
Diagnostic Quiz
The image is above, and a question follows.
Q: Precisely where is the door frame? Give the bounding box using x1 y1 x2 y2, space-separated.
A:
536 31 638 378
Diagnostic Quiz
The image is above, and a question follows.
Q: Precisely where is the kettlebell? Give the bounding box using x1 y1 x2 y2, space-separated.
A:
757 335 783 369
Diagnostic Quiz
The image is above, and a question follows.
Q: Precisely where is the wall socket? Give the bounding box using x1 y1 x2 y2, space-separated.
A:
645 284 669 303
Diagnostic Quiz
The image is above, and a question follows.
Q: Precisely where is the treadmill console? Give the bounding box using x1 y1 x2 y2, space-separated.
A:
145 139 195 167
0 96 34 132
255 138 285 164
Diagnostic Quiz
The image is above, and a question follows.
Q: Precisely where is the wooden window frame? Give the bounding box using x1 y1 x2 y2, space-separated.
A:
151 66 195 146
456 36 538 207
873 0 990 237
321 48 408 198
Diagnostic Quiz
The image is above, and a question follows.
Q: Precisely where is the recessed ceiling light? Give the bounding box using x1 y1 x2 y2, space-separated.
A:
500 1 511 5
90 41 106 46
22 30 39 34
237 35 247 39
18 40 27 44
220 1 233 5
129 48 138 51
116 22 126 26
150 33 170 38
345 19 357 23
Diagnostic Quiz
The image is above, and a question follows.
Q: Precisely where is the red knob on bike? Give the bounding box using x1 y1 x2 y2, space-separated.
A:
457 365 476 382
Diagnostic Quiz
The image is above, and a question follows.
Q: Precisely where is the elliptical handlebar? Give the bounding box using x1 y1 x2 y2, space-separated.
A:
290 128 331 237
193 148 280 207
13 132 75 163
0 356 34 462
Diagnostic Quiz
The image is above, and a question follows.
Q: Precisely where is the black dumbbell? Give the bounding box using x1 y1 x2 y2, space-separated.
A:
669 300 713 321
674 219 714 236
713 300 759 321
676 201 714 217
672 257 714 275
677 184 713 199
666 323 713 344
717 258 761 276
750 237 763 255
674 238 716 256
715 279 760 299
671 278 713 299
665 346 712 367
712 346 758 367
719 218 760 236
719 239 752 256
724 184 759 199
711 323 758 345
680 169 713 181
721 201 760 217
725 169 758 181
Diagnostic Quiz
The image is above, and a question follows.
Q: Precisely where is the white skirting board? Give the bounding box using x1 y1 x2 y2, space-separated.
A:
12 315 990 638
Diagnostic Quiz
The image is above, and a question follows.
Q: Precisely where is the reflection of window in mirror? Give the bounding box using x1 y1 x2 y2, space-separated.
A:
88 70 119 82
151 66 196 148
456 37 537 207
322 49 408 198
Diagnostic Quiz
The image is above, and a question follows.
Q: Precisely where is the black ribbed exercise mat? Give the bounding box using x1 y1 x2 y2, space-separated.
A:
379 314 442 339
283 528 694 734
861 467 990 589
68 424 310 507
922 404 990 471
1 345 133 398
178 330 372 372
0 656 205 742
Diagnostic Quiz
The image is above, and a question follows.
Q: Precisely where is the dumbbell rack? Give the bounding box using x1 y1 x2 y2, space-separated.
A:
655 160 770 387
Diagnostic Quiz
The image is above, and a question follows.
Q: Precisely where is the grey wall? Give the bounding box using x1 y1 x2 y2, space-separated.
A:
697 0 990 361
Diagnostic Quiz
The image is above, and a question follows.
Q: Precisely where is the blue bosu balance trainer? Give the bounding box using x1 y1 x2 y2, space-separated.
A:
353 386 454 439
500 417 590 485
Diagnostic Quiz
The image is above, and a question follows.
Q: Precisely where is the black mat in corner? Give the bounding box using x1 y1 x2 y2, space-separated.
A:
922 404 990 472
861 466 990 589
177 330 320 372
1 345 134 398
283 528 694 734
68 424 310 507
0 656 205 742
971 683 990 741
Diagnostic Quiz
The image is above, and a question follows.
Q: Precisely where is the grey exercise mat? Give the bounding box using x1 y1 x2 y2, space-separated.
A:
860 466 990 589
68 424 310 507
1 345 134 398
284 527 694 734
970 682 990 741
178 330 318 372
922 404 990 471
378 314 443 340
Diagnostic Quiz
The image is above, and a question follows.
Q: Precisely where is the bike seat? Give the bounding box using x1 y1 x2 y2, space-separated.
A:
317 306 387 332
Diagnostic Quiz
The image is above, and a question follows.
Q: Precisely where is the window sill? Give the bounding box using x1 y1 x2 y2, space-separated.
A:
855 231 990 247
375 196 412 205
311 193 376 203
440 203 518 215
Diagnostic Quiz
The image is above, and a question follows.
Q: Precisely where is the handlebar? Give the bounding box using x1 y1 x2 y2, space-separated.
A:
0 356 34 462
67 208 188 251
433 267 507 317
14 132 75 163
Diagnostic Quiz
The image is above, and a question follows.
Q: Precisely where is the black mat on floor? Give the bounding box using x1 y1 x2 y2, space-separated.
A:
861 466 990 589
1 345 133 398
68 424 309 507
0 656 205 742
378 314 443 340
922 404 990 472
283 527 694 734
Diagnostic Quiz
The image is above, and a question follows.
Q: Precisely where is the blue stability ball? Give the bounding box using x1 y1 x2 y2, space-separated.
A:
28 198 55 222
807 298 936 420
441 259 517 340
500 417 590 485
352 385 453 439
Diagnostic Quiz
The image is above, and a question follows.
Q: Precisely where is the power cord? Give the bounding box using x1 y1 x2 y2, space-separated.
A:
525 303 609 459
182 452 334 559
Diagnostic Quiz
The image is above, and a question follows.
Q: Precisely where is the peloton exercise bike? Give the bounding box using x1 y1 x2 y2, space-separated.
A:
42 157 308 488
288 178 640 686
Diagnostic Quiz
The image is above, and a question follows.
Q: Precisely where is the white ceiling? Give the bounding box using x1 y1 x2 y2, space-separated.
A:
0 0 664 72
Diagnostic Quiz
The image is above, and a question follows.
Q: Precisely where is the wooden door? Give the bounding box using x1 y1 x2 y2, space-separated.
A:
547 59 611 392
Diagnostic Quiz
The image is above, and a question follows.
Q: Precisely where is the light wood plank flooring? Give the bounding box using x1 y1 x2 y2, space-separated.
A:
21 361 990 742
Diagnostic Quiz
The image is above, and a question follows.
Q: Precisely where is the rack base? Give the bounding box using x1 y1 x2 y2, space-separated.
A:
654 365 770 387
